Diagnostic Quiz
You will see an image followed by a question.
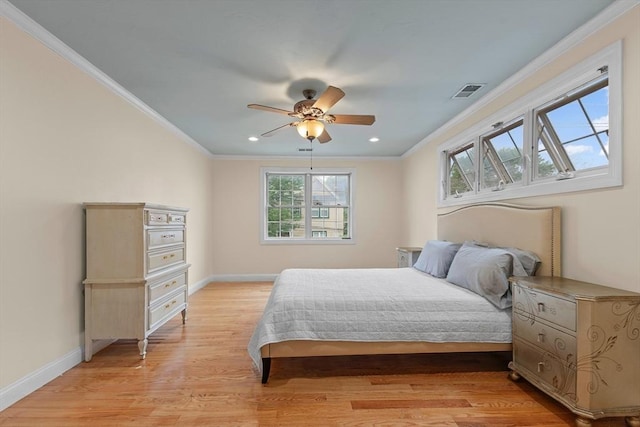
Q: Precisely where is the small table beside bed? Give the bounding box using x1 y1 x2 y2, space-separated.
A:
248 203 562 384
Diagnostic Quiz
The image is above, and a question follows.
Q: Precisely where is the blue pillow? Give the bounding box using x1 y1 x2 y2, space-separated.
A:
413 240 462 278
445 243 516 309
499 246 541 276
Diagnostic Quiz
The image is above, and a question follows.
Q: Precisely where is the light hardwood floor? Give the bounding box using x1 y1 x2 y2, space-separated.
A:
0 282 629 426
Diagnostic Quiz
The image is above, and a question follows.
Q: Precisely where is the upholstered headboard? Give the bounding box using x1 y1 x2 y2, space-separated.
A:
437 203 561 277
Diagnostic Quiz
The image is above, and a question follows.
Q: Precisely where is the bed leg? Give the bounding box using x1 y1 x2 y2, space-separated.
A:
261 357 271 384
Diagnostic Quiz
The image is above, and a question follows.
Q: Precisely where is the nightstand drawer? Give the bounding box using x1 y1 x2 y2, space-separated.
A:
512 337 576 399
513 284 576 331
396 247 421 268
513 312 576 365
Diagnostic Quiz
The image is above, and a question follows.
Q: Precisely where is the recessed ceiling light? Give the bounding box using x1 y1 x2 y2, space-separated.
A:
369 137 380 142
248 136 259 142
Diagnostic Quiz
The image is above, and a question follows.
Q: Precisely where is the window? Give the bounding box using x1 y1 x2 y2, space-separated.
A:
480 118 524 191
439 42 621 206
533 75 609 180
447 142 475 197
262 168 354 243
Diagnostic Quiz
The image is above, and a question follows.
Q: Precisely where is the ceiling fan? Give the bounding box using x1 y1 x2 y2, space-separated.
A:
247 86 375 143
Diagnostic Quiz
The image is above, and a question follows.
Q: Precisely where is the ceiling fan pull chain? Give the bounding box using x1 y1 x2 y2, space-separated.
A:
310 141 313 170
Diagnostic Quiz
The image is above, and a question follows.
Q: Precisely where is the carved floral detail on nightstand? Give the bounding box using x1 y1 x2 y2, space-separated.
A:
612 300 640 340
577 325 622 395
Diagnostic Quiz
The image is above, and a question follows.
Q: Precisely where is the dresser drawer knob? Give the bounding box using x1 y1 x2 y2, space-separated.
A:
537 362 545 373
537 302 545 312
537 333 545 343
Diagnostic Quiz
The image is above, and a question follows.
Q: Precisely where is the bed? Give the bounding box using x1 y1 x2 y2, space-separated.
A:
248 203 561 383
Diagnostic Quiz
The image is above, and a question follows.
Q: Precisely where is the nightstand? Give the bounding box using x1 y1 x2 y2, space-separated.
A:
396 247 422 268
509 276 640 427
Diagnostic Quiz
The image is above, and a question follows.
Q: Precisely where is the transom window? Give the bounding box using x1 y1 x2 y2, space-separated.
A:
262 168 354 243
448 143 475 197
480 118 524 190
534 75 609 179
439 42 621 206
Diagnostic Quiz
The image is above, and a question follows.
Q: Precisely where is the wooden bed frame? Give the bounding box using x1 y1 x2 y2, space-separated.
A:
259 203 562 383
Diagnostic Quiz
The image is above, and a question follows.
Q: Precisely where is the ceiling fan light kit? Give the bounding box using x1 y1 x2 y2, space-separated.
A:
296 119 325 141
248 85 375 144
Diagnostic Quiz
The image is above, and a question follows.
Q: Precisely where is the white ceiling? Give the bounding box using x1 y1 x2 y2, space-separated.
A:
6 0 617 157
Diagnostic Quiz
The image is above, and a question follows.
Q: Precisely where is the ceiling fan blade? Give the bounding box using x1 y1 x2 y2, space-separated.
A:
312 86 345 112
331 114 376 125
317 129 332 144
261 122 296 137
248 104 294 116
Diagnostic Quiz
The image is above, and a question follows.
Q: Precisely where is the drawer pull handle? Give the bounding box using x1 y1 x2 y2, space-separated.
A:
161 234 176 239
537 302 545 312
162 254 176 260
164 301 177 309
163 280 177 288
537 333 545 343
537 362 545 373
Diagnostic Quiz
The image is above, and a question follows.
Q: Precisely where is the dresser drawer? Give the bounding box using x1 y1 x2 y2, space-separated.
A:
512 338 576 400
149 289 186 327
149 272 187 304
512 285 576 331
147 247 185 273
146 210 186 226
513 312 576 365
147 228 184 249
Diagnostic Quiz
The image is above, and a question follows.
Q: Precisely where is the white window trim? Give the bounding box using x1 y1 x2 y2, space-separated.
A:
438 41 622 207
260 167 356 245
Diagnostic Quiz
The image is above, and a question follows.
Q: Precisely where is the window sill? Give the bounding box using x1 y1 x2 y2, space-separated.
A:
260 238 356 245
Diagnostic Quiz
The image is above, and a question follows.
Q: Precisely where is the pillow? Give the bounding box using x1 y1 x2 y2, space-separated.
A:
464 241 537 277
498 247 541 276
413 240 462 278
445 243 516 309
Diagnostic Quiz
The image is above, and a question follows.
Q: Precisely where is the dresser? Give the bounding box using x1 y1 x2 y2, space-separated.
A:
509 276 640 427
83 203 190 361
396 247 422 268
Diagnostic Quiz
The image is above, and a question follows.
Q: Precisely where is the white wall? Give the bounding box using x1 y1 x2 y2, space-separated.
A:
401 6 640 293
0 18 215 393
210 157 403 276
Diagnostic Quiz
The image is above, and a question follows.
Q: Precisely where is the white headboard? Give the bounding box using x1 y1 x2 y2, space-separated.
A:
437 203 561 277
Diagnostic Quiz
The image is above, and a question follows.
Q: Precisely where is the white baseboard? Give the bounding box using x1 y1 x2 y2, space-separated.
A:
209 274 278 282
0 273 273 411
0 347 82 411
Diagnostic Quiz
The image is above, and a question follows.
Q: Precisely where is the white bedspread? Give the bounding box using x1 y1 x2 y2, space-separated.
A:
248 268 512 371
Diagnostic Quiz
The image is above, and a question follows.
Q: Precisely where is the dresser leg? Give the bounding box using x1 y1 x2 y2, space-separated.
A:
508 369 521 381
626 416 640 427
138 339 148 359
575 417 592 427
181 308 187 324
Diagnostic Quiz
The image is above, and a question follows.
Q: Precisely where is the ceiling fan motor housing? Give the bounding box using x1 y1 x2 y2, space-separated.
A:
293 99 324 118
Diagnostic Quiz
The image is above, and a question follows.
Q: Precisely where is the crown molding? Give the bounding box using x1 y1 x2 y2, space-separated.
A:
402 0 639 158
210 153 400 161
1 0 214 159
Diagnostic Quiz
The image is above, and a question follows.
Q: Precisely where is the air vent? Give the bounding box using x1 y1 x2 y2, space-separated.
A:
298 148 313 152
452 83 486 99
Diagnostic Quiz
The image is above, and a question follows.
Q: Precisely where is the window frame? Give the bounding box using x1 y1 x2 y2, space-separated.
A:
438 41 622 207
260 167 356 245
